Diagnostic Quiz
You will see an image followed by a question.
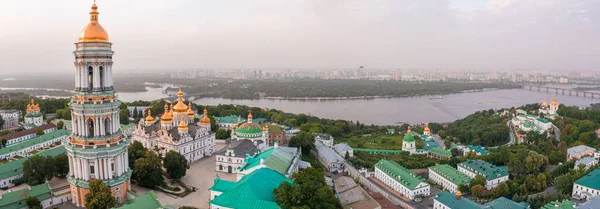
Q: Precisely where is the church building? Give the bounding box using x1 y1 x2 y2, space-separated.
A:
24 99 44 127
230 112 269 145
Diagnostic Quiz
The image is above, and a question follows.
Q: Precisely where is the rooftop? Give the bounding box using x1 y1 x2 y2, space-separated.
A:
435 191 529 209
334 176 381 209
239 146 296 175
574 166 600 190
214 115 244 124
216 139 259 157
465 145 490 155
0 146 66 180
0 123 56 141
540 200 575 209
375 159 426 190
568 145 596 156
0 129 68 155
458 160 508 180
334 143 353 152
267 125 284 134
210 168 292 209
428 148 452 157
315 141 345 164
429 164 471 186
0 184 52 209
113 191 162 209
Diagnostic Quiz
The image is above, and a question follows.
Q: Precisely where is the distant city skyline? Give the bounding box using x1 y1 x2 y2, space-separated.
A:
0 0 598 73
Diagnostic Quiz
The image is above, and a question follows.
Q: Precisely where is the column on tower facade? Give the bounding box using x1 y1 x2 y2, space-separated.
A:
76 158 82 179
75 67 79 90
68 156 74 177
83 159 89 181
109 158 113 179
94 159 100 179
116 154 121 176
82 66 89 91
104 158 109 179
93 65 100 91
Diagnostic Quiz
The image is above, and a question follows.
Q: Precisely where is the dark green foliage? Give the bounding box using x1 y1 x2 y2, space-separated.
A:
35 128 44 136
128 141 148 168
446 110 510 146
470 175 486 188
348 151 446 169
274 167 341 209
119 108 130 125
56 120 64 130
22 155 55 185
215 129 231 139
164 151 188 180
85 179 116 209
54 107 71 120
289 131 316 155
54 153 69 178
0 115 4 128
132 151 164 189
26 196 42 209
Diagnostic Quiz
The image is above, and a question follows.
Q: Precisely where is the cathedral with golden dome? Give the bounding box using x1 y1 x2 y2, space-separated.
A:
539 95 559 118
230 111 269 145
131 89 215 162
66 2 131 206
24 99 44 127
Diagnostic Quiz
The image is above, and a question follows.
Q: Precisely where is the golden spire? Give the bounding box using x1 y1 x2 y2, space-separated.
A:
187 102 195 118
169 104 174 117
145 109 154 125
247 110 253 123
161 104 172 123
407 126 411 135
173 88 188 113
78 0 109 42
178 115 188 131
200 107 211 126
551 95 558 106
263 124 268 132
424 123 430 134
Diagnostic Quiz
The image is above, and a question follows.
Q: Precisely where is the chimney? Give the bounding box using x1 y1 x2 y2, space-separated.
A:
456 191 462 200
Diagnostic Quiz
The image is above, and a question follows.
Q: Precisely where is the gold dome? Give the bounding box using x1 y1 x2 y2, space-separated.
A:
200 108 211 126
263 125 268 131
161 104 172 123
178 116 188 131
551 95 558 107
169 104 174 117
423 123 430 134
541 98 548 106
173 89 189 113
187 102 195 118
406 126 411 135
145 109 154 125
78 3 109 43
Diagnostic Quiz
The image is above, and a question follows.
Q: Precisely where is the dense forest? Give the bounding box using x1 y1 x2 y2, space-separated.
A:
186 79 519 99
445 110 510 147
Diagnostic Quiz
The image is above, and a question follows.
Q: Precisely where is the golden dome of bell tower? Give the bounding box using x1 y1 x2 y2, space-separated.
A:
78 1 109 43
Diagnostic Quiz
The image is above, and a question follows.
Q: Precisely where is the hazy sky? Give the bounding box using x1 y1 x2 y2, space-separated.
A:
0 0 598 73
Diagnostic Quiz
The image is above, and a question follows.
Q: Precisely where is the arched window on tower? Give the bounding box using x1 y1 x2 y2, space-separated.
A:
104 117 111 135
87 118 94 137
99 66 104 90
88 66 94 92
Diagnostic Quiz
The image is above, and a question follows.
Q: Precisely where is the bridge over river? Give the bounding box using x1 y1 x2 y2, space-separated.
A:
522 85 600 98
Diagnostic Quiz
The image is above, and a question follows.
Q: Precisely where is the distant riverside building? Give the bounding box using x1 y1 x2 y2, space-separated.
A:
402 126 416 154
428 164 471 193
434 190 529 209
209 168 292 209
215 139 259 174
457 160 509 190
575 157 598 170
572 167 600 201
313 132 334 148
374 159 430 200
567 145 596 161
131 89 215 162
0 123 56 147
462 145 489 156
511 114 553 134
24 99 44 127
0 110 21 131
539 96 559 118
334 143 354 158
230 112 269 145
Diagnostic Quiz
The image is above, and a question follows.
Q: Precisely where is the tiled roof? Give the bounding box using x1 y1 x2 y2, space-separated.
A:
0 129 68 155
375 159 426 190
235 122 264 134
465 145 489 155
574 166 600 190
214 115 243 124
210 168 292 209
429 164 471 186
239 147 296 175
429 148 452 157
541 200 575 209
0 145 66 179
483 197 529 209
0 183 52 208
458 160 508 180
568 145 596 156
0 123 56 140
267 125 284 134
334 143 353 152
315 141 344 164
435 190 481 209
216 139 259 157
113 191 162 209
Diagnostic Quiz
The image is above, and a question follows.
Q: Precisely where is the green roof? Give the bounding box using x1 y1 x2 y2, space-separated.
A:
113 191 162 209
24 113 43 118
541 200 575 209
51 119 72 127
374 159 426 190
209 174 237 192
268 125 284 134
428 148 452 157
210 168 292 209
253 118 267 123
0 146 66 180
239 147 295 175
235 122 264 135
465 145 490 155
458 160 508 180
575 166 600 190
0 129 68 156
0 183 52 209
483 197 529 209
214 115 243 124
435 190 481 209
403 134 415 142
429 164 471 186
353 148 403 155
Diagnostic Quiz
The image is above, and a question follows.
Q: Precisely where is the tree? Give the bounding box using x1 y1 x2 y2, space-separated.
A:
288 131 316 155
56 120 64 130
554 175 574 195
54 153 70 178
35 128 44 136
1 138 7 148
444 140 451 149
0 115 4 128
85 179 116 209
458 184 470 193
471 185 485 198
215 129 231 139
22 155 55 185
132 151 164 189
274 167 341 209
128 141 148 168
132 107 138 119
26 196 42 209
344 151 350 160
495 182 510 197
119 109 130 125
470 175 486 188
164 151 188 180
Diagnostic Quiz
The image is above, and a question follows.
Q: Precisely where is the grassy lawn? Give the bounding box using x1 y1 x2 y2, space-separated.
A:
337 133 425 150
349 151 447 170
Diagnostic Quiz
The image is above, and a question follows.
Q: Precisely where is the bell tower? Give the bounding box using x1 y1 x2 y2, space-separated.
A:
66 1 131 207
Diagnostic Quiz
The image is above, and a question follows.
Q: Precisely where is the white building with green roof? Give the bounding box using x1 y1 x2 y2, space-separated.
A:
572 166 600 201
434 190 529 209
429 164 471 193
113 191 170 209
230 113 269 145
0 129 68 160
24 99 44 127
511 114 553 134
402 127 416 154
209 168 292 209
458 160 509 190
236 143 301 181
0 183 57 209
0 146 66 189
374 159 430 200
